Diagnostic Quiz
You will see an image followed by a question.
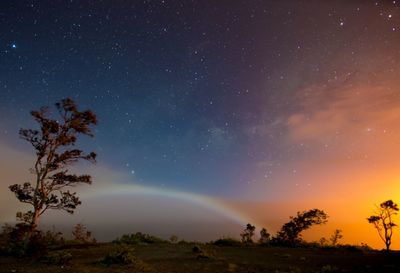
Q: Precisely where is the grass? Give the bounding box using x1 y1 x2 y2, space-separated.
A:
0 243 399 273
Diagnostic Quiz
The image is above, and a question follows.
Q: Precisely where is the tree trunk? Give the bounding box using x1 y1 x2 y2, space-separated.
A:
30 208 40 233
385 239 390 252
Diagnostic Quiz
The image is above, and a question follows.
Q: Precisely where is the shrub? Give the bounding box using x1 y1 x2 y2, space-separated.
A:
113 232 165 245
192 245 216 260
329 229 343 246
43 251 72 266
169 234 178 243
101 246 137 265
212 238 242 247
192 245 202 253
43 228 65 247
101 246 152 271
1 223 47 257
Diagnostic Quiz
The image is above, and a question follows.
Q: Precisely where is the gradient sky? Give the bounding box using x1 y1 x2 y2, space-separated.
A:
1 1 400 249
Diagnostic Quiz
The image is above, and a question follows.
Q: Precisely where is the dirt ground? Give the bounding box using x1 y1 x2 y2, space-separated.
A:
0 243 399 273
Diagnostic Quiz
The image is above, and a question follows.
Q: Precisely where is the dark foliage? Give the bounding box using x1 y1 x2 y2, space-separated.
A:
240 223 256 243
367 199 398 251
212 238 242 247
192 245 202 253
43 250 72 266
9 98 97 232
259 227 271 245
0 223 47 257
329 229 343 246
101 246 152 271
273 209 328 246
101 246 137 265
113 232 166 245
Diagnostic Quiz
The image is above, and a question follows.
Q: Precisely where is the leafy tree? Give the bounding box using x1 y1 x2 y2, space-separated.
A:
72 223 95 243
9 98 97 232
367 200 398 251
274 209 328 246
259 227 271 244
329 229 343 246
240 223 256 243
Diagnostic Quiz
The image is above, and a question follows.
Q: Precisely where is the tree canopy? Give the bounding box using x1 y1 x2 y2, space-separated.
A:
9 98 97 231
274 209 328 246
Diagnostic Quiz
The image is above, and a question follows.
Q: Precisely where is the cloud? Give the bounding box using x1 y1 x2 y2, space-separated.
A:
287 84 400 143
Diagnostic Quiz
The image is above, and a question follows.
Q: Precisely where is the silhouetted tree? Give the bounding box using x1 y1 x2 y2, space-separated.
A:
329 229 343 246
259 227 271 244
319 237 327 246
274 209 328 246
9 98 97 232
367 200 398 251
240 223 256 243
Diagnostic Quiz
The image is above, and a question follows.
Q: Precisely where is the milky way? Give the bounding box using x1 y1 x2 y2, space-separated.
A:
1 1 400 247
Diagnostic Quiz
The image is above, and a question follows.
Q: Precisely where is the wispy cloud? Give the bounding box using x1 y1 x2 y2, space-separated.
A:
287 84 400 143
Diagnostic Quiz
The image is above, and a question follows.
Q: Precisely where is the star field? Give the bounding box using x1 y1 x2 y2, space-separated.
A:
0 0 400 201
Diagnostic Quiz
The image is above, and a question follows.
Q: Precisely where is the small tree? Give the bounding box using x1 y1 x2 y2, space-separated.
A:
240 223 256 243
329 229 343 246
319 237 327 246
259 227 271 244
274 209 328 246
367 200 398 251
9 98 97 232
169 235 178 243
72 223 95 243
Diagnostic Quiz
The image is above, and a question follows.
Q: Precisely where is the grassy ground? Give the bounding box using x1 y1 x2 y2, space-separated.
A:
0 243 399 273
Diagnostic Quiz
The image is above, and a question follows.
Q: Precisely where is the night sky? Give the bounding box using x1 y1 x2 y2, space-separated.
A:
1 1 400 247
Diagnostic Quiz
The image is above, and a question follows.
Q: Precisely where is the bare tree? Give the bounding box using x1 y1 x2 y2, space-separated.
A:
367 200 398 251
9 98 97 232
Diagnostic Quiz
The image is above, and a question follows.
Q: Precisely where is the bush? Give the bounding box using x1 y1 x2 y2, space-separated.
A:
192 245 202 253
0 224 13 255
101 246 152 271
43 228 65 247
212 238 242 247
43 250 72 266
1 224 47 257
338 244 364 253
113 232 165 245
101 246 136 265
192 245 216 260
169 234 178 243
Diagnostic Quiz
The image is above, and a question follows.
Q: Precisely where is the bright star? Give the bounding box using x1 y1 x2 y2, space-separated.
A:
11 43 16 49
